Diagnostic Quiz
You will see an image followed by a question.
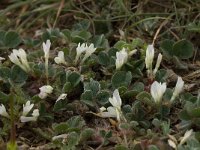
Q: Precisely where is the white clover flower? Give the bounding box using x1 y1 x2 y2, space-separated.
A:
20 109 39 123
43 40 51 81
54 51 67 65
75 43 87 64
115 48 128 70
99 89 122 122
38 85 53 99
22 101 34 116
150 81 167 104
168 139 177 149
18 49 30 70
153 53 162 75
9 49 31 72
9 50 21 66
20 100 39 123
109 89 122 110
81 43 96 64
145 44 154 71
145 45 163 79
0 57 5 64
0 104 10 118
32 109 39 118
179 129 193 145
85 43 96 57
43 39 51 60
100 106 119 119
56 93 67 103
170 76 184 102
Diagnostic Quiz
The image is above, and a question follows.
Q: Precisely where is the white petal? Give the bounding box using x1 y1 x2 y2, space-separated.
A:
145 44 154 70
39 85 53 94
168 139 177 149
54 51 66 64
112 89 122 108
32 109 39 118
153 53 162 75
20 116 37 122
87 44 96 54
173 77 184 97
85 43 96 58
100 107 106 112
100 106 117 118
179 129 193 145
43 39 51 58
150 81 166 103
76 43 87 56
129 49 137 56
9 49 30 72
22 101 34 116
8 51 21 66
115 48 128 70
0 104 9 118
38 85 53 99
56 93 67 103
38 92 48 99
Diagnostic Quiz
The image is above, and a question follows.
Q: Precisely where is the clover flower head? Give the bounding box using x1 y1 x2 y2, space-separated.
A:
109 89 122 110
115 48 128 70
145 44 154 70
150 81 167 103
99 89 122 122
22 101 34 116
153 53 162 75
54 51 67 65
8 49 30 72
43 39 51 59
38 85 53 99
171 76 184 102
81 43 97 64
20 100 39 123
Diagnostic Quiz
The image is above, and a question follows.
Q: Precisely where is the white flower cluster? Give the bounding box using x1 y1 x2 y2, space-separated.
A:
8 49 31 73
116 48 128 70
145 45 162 79
75 43 97 64
115 48 137 70
99 89 123 122
54 51 67 65
150 76 184 104
20 101 39 122
38 85 53 99
0 101 39 123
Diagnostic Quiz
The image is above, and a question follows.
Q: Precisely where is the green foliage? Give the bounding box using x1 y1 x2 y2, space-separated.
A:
160 39 194 59
136 91 153 106
111 71 132 89
52 116 95 149
98 51 110 66
81 78 111 107
0 31 21 49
